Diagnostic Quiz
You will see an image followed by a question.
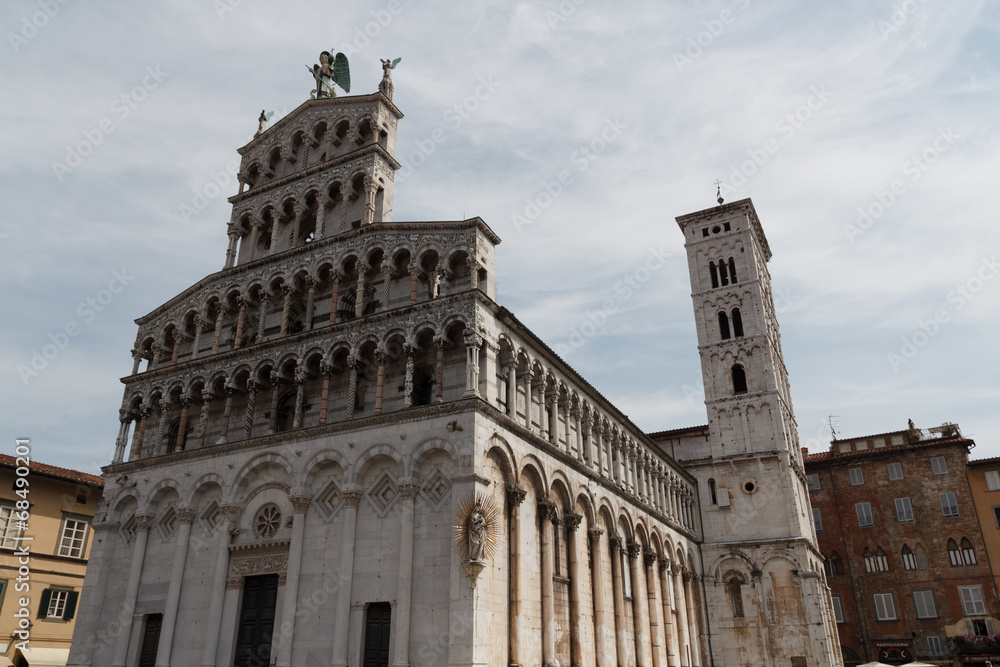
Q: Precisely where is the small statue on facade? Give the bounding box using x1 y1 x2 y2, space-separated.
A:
379 57 401 101
308 50 351 99
254 110 273 138
468 508 487 561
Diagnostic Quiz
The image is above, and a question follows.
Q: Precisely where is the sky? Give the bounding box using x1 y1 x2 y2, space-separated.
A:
2 0 998 476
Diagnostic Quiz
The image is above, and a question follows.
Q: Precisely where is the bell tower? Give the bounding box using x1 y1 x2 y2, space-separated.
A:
671 198 843 666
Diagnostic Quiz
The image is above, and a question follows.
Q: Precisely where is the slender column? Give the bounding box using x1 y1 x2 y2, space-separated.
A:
565 513 583 667
200 507 238 667
331 491 362 667
346 355 357 419
434 338 445 403
629 542 651 667
354 268 366 318
589 527 609 667
538 378 549 437
175 395 190 452
196 396 211 448
403 345 415 408
257 294 270 342
683 573 700 667
522 369 534 430
170 338 181 364
130 406 148 459
362 175 377 225
113 410 132 463
153 344 167 368
216 387 235 444
674 569 690 667
131 347 142 375
318 363 332 424
636 456 647 503
269 214 281 249
507 485 527 667
504 363 517 417
408 265 420 304
155 398 169 456
243 380 257 440
267 373 282 434
304 277 316 331
280 284 294 336
292 368 306 428
291 204 304 245
276 496 311 667
211 309 225 354
233 297 247 350
660 560 678 667
224 224 239 268
610 536 629 667
539 501 558 666
464 332 482 397
394 483 419 667
374 351 386 414
571 406 583 461
591 419 603 475
547 391 559 443
191 315 203 359
380 260 392 310
155 508 195 666
646 554 665 667
328 272 341 324
468 256 479 290
111 515 152 667
247 220 264 261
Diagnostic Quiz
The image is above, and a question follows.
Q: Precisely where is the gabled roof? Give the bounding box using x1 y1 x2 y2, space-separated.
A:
0 454 104 487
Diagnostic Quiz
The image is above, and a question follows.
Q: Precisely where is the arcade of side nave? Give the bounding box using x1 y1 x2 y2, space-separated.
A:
69 58 842 667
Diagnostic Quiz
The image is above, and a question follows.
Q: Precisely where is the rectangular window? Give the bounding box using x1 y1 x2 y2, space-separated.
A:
57 519 88 558
993 507 1000 527
47 590 68 618
0 504 23 549
960 585 987 615
621 551 632 599
987 470 1000 491
855 502 874 527
902 550 917 571
808 473 820 491
831 595 845 623
927 636 943 657
873 592 897 621
940 492 960 518
931 456 948 475
894 497 914 523
849 468 864 485
38 588 78 620
887 462 903 480
914 590 937 618
812 507 823 532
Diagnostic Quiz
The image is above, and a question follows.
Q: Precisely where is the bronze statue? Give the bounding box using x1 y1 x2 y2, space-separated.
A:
379 57 401 101
308 50 351 99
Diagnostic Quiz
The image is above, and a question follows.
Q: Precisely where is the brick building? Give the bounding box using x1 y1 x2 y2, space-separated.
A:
805 424 999 666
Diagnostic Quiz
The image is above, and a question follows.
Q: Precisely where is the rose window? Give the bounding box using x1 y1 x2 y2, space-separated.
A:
254 503 281 540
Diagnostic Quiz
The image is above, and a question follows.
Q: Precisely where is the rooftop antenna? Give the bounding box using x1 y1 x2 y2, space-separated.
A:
715 180 724 205
827 414 841 440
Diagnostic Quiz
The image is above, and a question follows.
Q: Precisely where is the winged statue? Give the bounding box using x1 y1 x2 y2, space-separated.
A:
307 50 351 99
380 57 401 100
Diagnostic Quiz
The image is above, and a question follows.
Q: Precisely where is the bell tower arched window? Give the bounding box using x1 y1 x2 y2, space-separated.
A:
718 312 731 340
710 262 719 289
731 364 748 394
708 479 718 505
719 260 730 286
729 257 738 283
732 308 744 337
727 574 745 617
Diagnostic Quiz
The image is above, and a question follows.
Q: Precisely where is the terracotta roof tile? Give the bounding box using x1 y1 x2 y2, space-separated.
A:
0 454 104 487
804 436 972 467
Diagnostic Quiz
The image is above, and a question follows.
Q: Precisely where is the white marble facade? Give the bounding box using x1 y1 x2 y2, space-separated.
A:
69 76 840 667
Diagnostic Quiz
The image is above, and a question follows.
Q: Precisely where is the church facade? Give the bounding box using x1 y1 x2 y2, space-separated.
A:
67 62 842 667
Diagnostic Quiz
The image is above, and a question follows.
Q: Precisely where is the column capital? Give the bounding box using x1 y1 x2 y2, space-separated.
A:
294 367 308 384
344 491 362 508
537 500 559 524
176 507 197 524
398 482 420 500
346 354 358 369
219 504 241 523
118 408 132 423
321 361 334 377
644 552 658 567
563 512 582 532
626 540 641 559
506 484 527 508
658 556 671 571
289 495 312 514
587 526 604 542
463 331 483 348
282 283 296 296
609 535 624 552
134 514 154 531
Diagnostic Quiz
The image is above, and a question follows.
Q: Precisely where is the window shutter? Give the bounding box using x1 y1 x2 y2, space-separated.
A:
874 594 886 620
813 508 823 532
64 591 79 621
988 618 996 635
38 588 52 619
967 620 975 635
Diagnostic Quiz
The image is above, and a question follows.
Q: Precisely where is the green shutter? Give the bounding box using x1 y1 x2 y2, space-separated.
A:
64 591 79 621
38 588 52 618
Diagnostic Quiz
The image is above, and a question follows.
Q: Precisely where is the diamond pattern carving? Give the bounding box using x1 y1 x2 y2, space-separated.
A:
158 506 178 541
421 468 452 510
366 472 399 518
315 480 344 521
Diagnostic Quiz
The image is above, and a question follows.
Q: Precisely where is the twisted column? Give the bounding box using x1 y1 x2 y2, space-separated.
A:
354 268 366 318
403 344 415 408
243 380 257 440
374 351 386 414
346 355 357 419
256 294 270 342
292 367 306 429
155 397 169 456
196 395 211 448
233 297 247 350
434 337 446 403
280 284 294 336
318 363 333 424
380 260 392 310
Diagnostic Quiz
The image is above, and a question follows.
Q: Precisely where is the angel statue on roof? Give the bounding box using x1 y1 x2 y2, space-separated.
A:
380 57 401 101
307 50 351 99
